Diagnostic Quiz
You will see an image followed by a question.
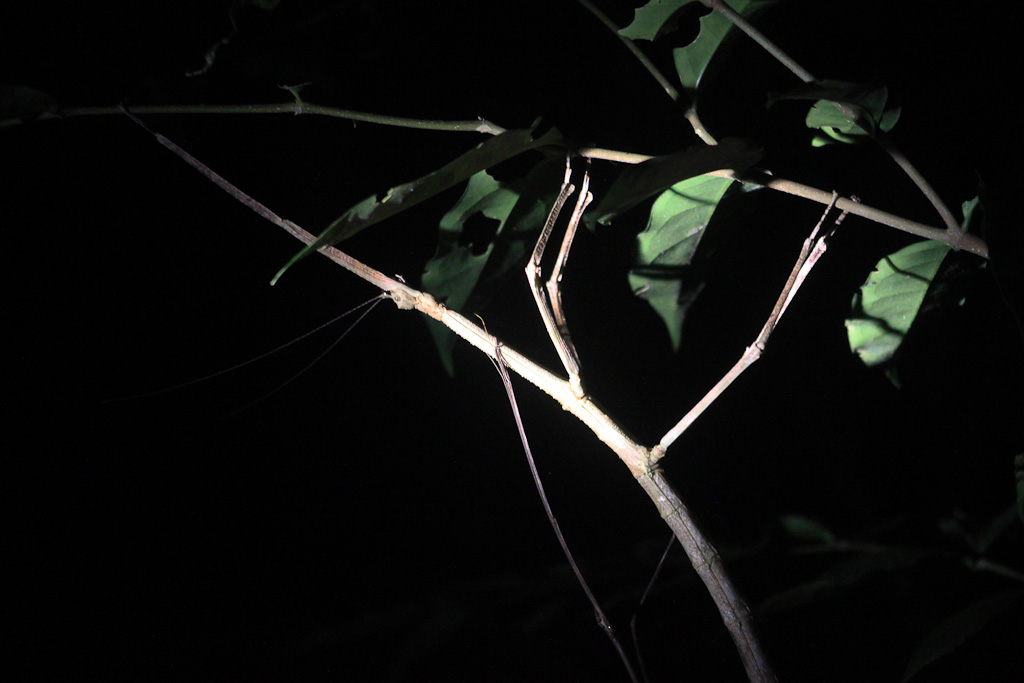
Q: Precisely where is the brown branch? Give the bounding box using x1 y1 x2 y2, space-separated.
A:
48 101 505 135
579 145 987 258
123 111 776 682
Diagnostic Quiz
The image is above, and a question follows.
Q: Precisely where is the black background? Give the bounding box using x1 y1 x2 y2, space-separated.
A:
4 1 1022 681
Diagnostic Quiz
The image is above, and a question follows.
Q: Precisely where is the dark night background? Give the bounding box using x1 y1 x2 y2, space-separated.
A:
3 1 1022 680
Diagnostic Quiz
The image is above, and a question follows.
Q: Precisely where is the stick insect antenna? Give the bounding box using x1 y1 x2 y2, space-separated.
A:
102 293 384 405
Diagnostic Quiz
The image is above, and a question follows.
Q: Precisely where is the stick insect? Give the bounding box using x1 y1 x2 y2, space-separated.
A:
525 155 593 399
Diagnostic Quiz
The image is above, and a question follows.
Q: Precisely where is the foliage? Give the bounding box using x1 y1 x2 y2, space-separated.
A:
772 509 1023 682
845 240 953 367
620 0 773 95
4 0 1019 680
422 163 556 373
272 126 563 284
626 173 735 349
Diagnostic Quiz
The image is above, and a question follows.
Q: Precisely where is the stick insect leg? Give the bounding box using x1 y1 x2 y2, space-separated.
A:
525 157 590 399
546 160 592 396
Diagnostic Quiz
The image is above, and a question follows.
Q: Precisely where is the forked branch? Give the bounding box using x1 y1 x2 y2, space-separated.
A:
654 193 847 460
703 0 964 239
125 113 776 682
544 0 957 252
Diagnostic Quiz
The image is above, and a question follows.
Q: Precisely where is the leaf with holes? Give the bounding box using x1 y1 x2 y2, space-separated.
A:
422 159 563 373
619 0 697 41
628 174 733 350
686 0 770 94
620 0 772 94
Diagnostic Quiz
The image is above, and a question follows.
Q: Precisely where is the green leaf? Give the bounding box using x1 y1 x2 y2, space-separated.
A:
961 195 981 233
422 158 565 374
593 138 760 225
771 80 901 139
423 172 517 374
627 174 733 349
619 1 771 95
901 591 1024 682
271 126 563 284
619 0 700 41
845 240 952 367
672 0 771 94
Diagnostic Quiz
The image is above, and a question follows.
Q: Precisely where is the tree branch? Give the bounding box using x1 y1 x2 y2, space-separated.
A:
39 96 985 257
707 0 816 83
578 146 988 258
125 112 776 682
45 101 505 135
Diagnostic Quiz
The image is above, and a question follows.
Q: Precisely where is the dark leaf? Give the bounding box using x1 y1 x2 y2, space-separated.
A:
421 161 559 373
593 138 760 225
901 591 1024 682
0 85 58 127
272 127 563 283
627 174 733 349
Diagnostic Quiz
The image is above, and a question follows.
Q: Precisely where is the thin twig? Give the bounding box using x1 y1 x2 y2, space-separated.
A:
654 193 844 460
578 145 987 258
707 0 815 83
875 132 962 237
489 338 641 683
48 96 981 257
575 0 680 103
42 101 505 135
970 558 1024 584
